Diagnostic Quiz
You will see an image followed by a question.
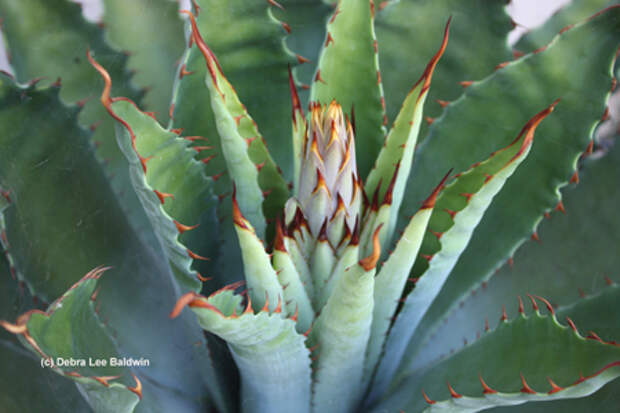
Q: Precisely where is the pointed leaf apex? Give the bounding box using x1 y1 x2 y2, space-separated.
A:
244 296 254 314
414 17 451 97
383 162 400 205
288 65 305 123
371 178 382 211
170 292 199 318
318 219 329 241
189 298 223 313
274 217 287 252
421 169 452 209
350 216 361 245
170 292 222 318
313 168 330 195
232 184 249 230
86 50 111 108
274 295 283 313
510 99 560 163
0 320 27 334
261 292 271 313
359 224 383 270
180 10 223 97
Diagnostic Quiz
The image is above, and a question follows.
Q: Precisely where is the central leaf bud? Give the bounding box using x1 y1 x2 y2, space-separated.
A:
288 101 361 247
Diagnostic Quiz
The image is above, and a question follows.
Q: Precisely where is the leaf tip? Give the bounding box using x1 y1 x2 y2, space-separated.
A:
359 224 383 270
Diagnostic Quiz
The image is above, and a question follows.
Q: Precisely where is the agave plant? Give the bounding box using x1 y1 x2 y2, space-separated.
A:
0 0 619 412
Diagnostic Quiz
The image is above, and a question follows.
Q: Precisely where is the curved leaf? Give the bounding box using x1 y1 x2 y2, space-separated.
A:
309 254 376 413
399 6 620 375
489 379 620 413
185 10 289 237
364 203 434 382
170 4 292 284
0 77 231 413
411 140 620 371
375 0 513 138
372 308 620 413
486 285 620 412
364 20 449 241
88 53 216 291
371 102 556 399
232 196 283 313
1 268 141 413
0 0 151 241
172 289 311 413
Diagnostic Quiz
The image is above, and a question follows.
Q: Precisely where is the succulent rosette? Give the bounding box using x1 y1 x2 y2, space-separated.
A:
0 1 619 412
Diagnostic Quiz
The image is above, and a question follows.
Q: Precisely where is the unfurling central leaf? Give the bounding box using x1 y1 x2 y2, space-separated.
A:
287 101 362 247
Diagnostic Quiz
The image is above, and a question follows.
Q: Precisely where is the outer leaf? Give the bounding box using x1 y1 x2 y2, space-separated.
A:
558 285 620 345
364 21 449 241
102 0 186 124
310 0 386 178
0 75 129 301
112 100 214 291
290 69 308 194
272 246 314 334
316 235 358 310
232 196 284 313
371 102 557 400
170 1 295 285
182 9 290 240
310 232 338 298
172 0 297 177
0 78 232 412
490 380 620 413
171 290 311 413
399 6 620 374
375 0 513 139
310 230 380 413
371 310 620 413
488 283 620 413
0 0 151 241
272 216 314 333
88 52 215 292
1 268 141 413
364 200 434 382
412 140 620 370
